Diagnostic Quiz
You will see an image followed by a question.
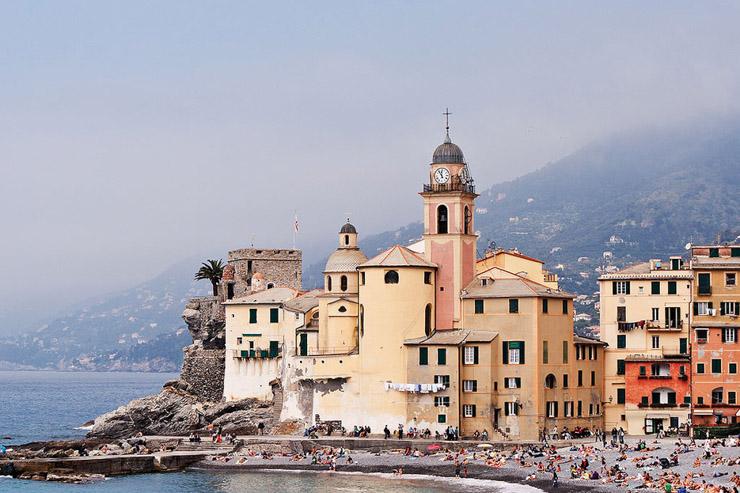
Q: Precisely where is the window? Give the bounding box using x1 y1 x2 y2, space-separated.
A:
462 404 476 418
562 341 568 363
640 365 646 376
236 337 243 345
227 283 234 300
437 205 448 234
680 337 687 354
509 299 519 313
340 275 348 291
617 306 626 322
709 248 719 258
696 363 704 374
464 206 471 235
543 341 549 364
591 371 596 386
668 281 677 295
543 299 549 313
720 302 739 316
270 308 279 323
729 363 737 374
589 403 594 415
696 328 708 343
424 271 432 284
694 302 711 316
359 305 364 337
564 401 574 417
338 306 347 313
269 340 279 357
504 401 519 416
577 401 583 417
424 304 432 336
384 270 399 284
698 273 711 295
327 276 332 291
547 401 558 418
562 374 569 388
463 346 479 365
360 272 366 285
503 341 524 364
729 392 737 404
727 273 737 286
697 396 704 405
505 377 521 388
249 308 257 324
437 348 447 365
434 396 450 407
617 359 625 375
617 388 626 404
665 306 681 328
651 281 661 295
437 414 447 423
578 370 583 386
723 327 738 343
712 388 724 404
463 380 477 392
651 307 660 321
434 375 450 388
474 299 484 314
545 374 556 389
711 359 722 374
613 281 630 295
617 335 626 348
651 335 660 349
419 347 428 365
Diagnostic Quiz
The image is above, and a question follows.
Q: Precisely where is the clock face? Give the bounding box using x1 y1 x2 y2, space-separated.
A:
434 167 450 184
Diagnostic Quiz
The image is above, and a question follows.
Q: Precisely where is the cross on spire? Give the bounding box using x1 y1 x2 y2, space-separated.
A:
443 108 452 142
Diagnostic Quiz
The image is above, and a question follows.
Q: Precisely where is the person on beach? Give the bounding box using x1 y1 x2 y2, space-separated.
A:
384 425 390 439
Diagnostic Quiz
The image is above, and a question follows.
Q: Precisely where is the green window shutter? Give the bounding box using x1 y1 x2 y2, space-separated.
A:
709 248 719 258
269 341 279 357
693 303 698 316
697 363 704 374
509 299 519 313
472 380 478 392
471 405 477 417
730 363 738 374
617 388 625 404
543 341 548 364
502 341 509 364
419 347 428 365
612 282 617 295
437 348 446 365
617 359 625 375
520 341 525 364
473 346 479 364
679 338 687 354
668 281 677 295
543 299 548 313
249 309 257 324
270 308 279 323
651 281 660 295
625 282 630 295
474 299 484 314
562 341 568 363
732 247 740 257
617 335 626 348
712 359 721 373
562 299 568 314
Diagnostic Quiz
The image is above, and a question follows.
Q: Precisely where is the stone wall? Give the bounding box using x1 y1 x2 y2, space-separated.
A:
180 347 225 402
227 248 302 296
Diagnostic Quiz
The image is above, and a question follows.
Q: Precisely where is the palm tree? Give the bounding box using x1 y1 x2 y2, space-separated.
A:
194 259 224 296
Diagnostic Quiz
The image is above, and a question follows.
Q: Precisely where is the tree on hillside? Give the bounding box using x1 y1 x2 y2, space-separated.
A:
194 259 224 296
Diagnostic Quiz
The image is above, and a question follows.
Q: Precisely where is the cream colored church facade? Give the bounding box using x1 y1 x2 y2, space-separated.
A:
222 130 605 440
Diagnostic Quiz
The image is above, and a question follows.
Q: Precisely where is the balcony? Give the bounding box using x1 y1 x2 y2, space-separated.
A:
646 321 683 331
232 347 282 359
698 286 712 296
296 346 358 357
638 402 678 409
423 180 476 194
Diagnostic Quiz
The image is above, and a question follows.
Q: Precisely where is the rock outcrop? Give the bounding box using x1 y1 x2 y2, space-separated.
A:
88 294 274 439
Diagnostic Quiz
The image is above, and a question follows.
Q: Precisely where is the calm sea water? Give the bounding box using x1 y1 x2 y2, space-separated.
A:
0 371 536 493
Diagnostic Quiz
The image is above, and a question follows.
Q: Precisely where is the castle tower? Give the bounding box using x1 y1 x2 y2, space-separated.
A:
421 120 478 329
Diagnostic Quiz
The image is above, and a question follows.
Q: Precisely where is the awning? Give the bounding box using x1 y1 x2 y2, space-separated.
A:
736 410 740 417
693 409 713 416
645 413 670 419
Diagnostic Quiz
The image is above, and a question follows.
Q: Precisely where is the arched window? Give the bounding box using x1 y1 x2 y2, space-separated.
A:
338 305 347 313
344 234 349 245
464 206 471 235
327 276 332 291
340 275 348 291
266 283 274 289
711 387 724 404
437 205 448 234
545 374 557 389
652 387 677 405
384 270 399 284
424 304 432 336
359 305 364 337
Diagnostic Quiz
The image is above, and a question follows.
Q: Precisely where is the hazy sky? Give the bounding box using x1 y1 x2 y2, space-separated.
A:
2 1 740 330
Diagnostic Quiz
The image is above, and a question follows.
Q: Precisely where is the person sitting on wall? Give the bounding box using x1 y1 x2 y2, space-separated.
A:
384 425 390 439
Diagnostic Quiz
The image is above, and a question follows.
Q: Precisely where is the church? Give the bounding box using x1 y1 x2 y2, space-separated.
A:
220 125 605 440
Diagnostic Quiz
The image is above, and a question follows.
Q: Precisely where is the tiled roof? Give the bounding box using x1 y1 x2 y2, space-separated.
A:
284 289 323 313
462 275 573 299
598 262 693 280
404 329 498 346
223 287 297 305
573 335 608 346
359 245 437 269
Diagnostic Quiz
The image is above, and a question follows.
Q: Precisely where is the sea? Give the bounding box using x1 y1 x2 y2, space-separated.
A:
0 371 539 492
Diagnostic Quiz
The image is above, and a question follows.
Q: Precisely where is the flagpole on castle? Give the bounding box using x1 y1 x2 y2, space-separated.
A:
293 211 299 249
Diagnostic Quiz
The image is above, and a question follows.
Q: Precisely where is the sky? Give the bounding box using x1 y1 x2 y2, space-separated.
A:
2 1 740 332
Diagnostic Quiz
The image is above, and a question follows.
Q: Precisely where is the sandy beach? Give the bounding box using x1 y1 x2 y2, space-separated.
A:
197 436 740 492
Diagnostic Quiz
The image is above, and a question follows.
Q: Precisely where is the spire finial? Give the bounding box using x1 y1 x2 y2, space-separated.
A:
443 108 452 143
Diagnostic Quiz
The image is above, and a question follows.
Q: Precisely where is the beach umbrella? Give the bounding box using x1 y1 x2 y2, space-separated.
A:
427 444 441 452
477 443 493 449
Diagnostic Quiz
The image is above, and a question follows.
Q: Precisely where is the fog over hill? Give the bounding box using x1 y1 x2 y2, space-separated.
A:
2 118 738 370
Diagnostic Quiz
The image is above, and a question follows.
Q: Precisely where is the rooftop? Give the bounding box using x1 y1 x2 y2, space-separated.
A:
405 329 498 346
223 287 297 305
463 272 573 299
359 245 437 269
283 289 323 313
324 248 368 273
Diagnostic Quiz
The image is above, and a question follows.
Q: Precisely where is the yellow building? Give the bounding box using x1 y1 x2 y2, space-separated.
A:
599 259 692 435
221 125 604 440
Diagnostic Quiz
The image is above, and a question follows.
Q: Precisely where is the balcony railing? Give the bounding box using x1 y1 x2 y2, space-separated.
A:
638 402 678 408
423 181 476 194
232 347 282 359
296 346 359 357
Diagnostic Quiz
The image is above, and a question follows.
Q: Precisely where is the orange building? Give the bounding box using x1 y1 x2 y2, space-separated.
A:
689 244 740 428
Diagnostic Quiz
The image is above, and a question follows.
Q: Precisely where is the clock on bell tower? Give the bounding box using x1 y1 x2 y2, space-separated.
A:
420 111 478 330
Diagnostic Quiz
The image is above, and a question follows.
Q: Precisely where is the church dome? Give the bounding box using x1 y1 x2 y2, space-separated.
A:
432 135 465 164
339 222 357 234
324 249 368 273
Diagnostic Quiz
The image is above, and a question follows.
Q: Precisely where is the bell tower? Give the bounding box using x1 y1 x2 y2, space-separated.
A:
420 111 478 329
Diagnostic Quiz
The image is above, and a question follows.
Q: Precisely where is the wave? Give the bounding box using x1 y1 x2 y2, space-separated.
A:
74 425 94 431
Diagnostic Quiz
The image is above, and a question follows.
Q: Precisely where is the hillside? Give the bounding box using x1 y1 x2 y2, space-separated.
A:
2 118 738 370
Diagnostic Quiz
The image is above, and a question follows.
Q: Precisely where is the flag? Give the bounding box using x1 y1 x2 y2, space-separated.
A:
293 214 299 233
